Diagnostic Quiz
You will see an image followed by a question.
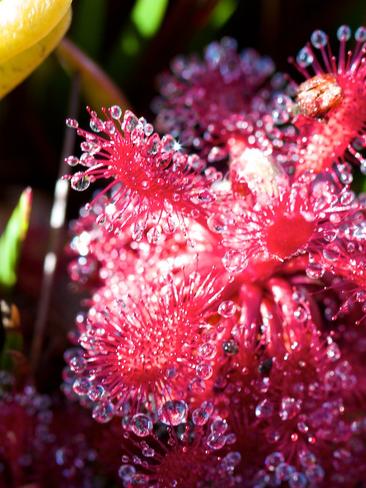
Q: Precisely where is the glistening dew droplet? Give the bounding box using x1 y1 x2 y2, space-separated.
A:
65 155 79 167
73 377 90 396
71 172 91 192
192 401 214 426
206 432 227 450
118 464 136 482
87 385 105 402
130 414 153 437
66 118 79 129
310 30 328 48
355 26 366 42
265 452 285 471
222 250 247 274
159 400 188 426
255 399 274 419
92 401 115 423
296 47 314 67
218 300 237 318
337 25 351 41
110 105 122 120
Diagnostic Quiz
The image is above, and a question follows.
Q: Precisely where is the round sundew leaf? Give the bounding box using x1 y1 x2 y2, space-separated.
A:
0 0 72 63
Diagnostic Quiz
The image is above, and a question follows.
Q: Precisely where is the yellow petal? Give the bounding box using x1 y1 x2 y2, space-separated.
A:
0 8 72 99
0 0 72 63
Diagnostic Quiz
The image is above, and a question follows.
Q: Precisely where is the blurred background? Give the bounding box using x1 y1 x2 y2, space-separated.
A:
1 0 366 387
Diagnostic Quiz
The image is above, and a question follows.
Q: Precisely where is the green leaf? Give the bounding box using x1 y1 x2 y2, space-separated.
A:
131 0 169 38
0 188 32 289
210 0 238 29
71 0 106 59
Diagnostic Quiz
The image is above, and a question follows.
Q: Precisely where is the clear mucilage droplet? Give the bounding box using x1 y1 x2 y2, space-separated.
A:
71 172 91 191
279 397 301 421
89 117 104 133
306 261 325 279
206 432 227 450
192 401 214 426
69 354 86 373
88 385 105 402
222 250 248 274
122 111 139 132
66 118 79 129
118 465 136 482
65 155 79 167
130 413 153 437
218 300 237 318
110 105 122 120
310 30 328 48
264 452 285 470
337 25 351 41
255 399 274 419
355 26 366 42
73 377 90 396
196 363 213 380
159 400 188 426
92 401 115 423
296 47 314 68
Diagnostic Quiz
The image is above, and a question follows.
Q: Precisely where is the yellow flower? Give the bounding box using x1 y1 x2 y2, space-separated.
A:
0 0 72 98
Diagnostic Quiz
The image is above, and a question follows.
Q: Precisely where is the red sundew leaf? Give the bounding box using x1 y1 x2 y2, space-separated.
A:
218 171 357 277
66 107 214 243
57 38 130 110
66 271 225 419
291 26 366 175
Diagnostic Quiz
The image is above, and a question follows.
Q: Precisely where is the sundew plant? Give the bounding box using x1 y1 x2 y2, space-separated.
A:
1 1 366 487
